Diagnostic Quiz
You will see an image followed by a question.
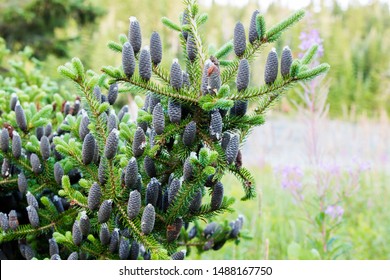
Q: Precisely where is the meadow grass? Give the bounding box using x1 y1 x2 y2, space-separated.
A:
194 165 390 260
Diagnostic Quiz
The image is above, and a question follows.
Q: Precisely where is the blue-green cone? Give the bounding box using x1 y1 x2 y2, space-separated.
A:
0 128 9 152
144 156 156 178
82 133 95 165
15 102 27 132
93 86 102 103
12 131 22 159
30 153 42 174
132 127 146 157
183 121 196 146
118 105 129 122
171 250 185 260
72 220 82 246
67 252 79 260
141 204 155 235
221 132 231 150
1 158 9 178
139 47 152 81
127 190 141 219
125 157 138 189
189 190 202 213
0 212 9 231
99 223 111 245
170 59 183 90
234 22 246 57
211 182 224 210
26 205 39 228
88 182 102 211
26 191 38 209
107 111 118 133
265 48 278 84
109 228 120 253
181 12 189 40
129 17 142 54
168 99 182 124
98 199 113 224
98 158 107 186
20 244 35 260
201 59 212 95
104 128 119 159
230 100 248 117
249 10 260 44
146 178 160 207
53 162 64 186
148 93 161 114
79 114 90 141
129 241 139 260
226 134 239 164
209 110 222 141
187 34 197 62
40 136 50 160
79 211 90 236
49 238 59 257
207 64 221 94
281 46 293 78
8 210 19 230
122 42 136 78
168 178 181 205
182 71 190 87
203 222 217 238
108 83 119 105
236 58 250 91
152 103 165 135
10 94 18 111
119 237 130 260
44 123 52 137
150 31 162 65
17 172 27 194
183 157 193 181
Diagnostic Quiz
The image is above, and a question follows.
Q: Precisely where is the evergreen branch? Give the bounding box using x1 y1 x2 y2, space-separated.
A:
0 208 78 243
296 63 330 81
228 166 256 200
214 40 233 59
165 170 207 224
114 74 199 104
229 77 296 101
152 64 171 84
161 17 182 32
266 10 305 41
185 197 235 222
0 224 54 243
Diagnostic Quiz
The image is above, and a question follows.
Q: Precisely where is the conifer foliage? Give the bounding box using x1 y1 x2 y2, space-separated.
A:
0 1 329 260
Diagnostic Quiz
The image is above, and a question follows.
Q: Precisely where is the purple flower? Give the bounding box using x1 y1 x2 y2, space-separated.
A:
325 205 344 220
299 29 324 58
277 165 304 194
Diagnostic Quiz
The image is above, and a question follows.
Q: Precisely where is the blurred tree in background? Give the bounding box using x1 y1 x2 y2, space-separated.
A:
0 0 104 59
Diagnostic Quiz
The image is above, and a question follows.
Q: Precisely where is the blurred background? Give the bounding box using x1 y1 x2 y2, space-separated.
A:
1 0 389 259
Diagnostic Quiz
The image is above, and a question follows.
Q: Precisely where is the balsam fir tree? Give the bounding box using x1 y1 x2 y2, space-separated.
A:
0 1 329 260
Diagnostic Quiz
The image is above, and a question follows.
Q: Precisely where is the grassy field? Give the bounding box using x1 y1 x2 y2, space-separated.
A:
187 114 390 260
191 166 390 260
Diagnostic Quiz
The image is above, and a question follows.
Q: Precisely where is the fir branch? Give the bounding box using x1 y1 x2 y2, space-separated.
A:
230 76 297 101
185 197 235 222
266 10 305 41
114 74 199 104
228 166 256 200
165 170 207 224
